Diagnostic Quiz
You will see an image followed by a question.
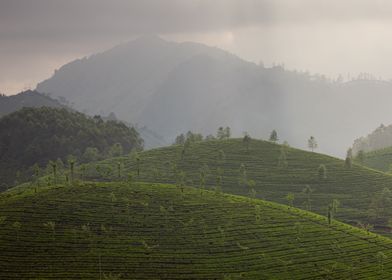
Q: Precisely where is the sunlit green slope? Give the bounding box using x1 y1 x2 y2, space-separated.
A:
87 139 392 230
1 182 392 279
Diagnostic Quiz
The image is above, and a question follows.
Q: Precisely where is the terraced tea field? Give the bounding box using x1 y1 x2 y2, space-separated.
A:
1 182 392 279
86 139 392 230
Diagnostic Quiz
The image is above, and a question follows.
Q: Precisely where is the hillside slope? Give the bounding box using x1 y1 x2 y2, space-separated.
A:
86 139 392 232
0 90 65 117
1 182 392 279
0 107 143 189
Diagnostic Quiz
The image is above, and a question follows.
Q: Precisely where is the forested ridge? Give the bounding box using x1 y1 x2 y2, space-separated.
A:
0 107 143 189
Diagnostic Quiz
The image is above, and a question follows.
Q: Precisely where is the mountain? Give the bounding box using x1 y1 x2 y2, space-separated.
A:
84 138 392 235
2 181 392 279
0 107 143 189
0 90 65 117
36 36 392 157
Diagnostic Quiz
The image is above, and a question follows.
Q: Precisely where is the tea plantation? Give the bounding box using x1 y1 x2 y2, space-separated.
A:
1 182 392 279
87 139 392 231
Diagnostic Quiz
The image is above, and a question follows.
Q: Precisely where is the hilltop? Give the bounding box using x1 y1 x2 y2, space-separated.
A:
84 138 392 233
1 181 392 279
36 36 392 156
0 90 65 117
0 107 143 190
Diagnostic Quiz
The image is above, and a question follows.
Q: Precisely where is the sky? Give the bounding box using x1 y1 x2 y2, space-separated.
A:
2 0 392 95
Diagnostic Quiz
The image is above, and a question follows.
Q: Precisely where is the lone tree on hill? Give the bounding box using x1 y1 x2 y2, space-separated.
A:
174 133 185 145
308 136 318 152
345 148 353 168
278 146 288 168
49 161 58 185
243 133 251 152
68 157 76 185
269 130 278 143
285 193 295 207
318 164 327 179
217 126 231 140
302 185 313 211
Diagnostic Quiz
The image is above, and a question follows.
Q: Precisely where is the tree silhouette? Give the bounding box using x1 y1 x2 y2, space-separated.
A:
308 136 318 152
269 130 278 143
243 133 251 152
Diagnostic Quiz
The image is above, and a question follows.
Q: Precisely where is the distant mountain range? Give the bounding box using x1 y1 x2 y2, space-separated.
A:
36 36 392 157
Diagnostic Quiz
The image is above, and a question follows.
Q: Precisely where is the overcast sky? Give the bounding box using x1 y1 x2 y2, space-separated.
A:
2 0 392 95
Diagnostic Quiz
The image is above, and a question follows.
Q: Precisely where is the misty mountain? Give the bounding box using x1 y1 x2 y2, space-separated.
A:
36 36 392 157
0 90 65 117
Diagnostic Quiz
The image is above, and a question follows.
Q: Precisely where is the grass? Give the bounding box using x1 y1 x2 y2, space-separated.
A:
1 181 392 279
83 138 392 232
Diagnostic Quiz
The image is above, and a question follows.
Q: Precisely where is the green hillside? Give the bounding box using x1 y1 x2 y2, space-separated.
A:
0 107 143 190
84 139 392 233
356 147 392 172
1 181 392 279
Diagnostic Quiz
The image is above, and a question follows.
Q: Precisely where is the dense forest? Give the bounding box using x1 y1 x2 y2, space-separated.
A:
0 107 143 189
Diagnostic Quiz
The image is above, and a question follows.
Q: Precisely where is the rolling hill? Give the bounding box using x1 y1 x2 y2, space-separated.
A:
0 90 65 117
0 107 143 190
83 138 392 233
1 181 392 279
36 36 392 157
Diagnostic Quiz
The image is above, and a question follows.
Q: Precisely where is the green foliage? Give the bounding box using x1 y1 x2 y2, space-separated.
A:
308 136 318 152
0 107 143 189
1 182 392 278
269 130 278 143
318 164 327 179
81 138 392 233
217 126 231 140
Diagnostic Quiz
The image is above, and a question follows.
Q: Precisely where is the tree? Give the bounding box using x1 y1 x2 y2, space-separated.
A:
217 126 231 140
224 127 231 139
285 193 294 207
308 136 318 152
318 164 327 179
269 130 278 143
68 156 76 185
82 147 100 162
238 164 247 188
302 185 313 210
217 127 225 140
356 150 365 165
345 148 353 168
369 187 392 222
50 161 57 185
243 133 251 152
109 143 123 157
117 160 122 179
278 146 288 168
33 163 40 192
174 133 185 145
135 153 140 176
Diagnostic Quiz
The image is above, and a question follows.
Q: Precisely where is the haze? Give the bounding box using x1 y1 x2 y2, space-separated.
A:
2 0 392 94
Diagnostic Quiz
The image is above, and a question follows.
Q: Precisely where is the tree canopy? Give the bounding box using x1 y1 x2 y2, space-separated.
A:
0 107 143 189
